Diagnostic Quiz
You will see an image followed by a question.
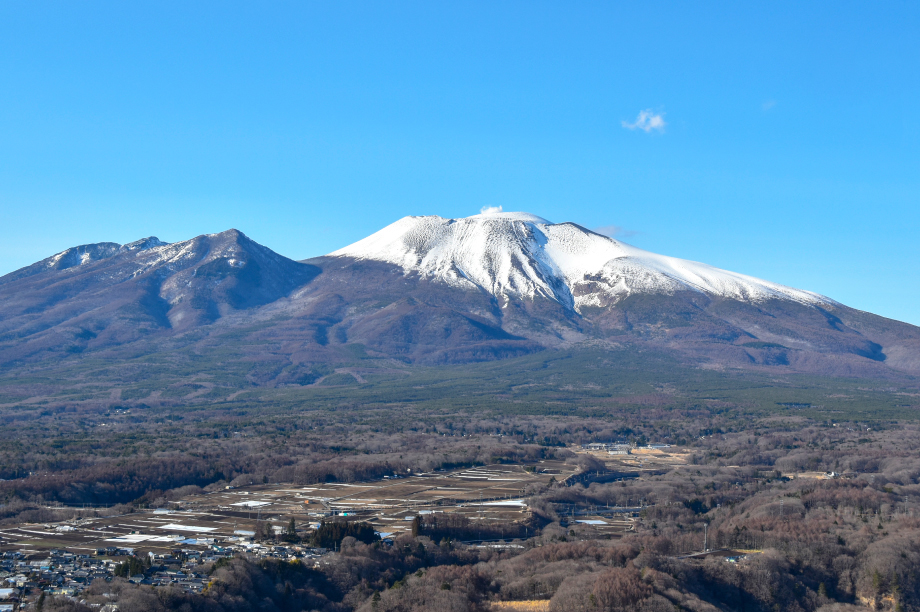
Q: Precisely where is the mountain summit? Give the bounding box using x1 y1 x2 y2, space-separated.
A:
331 211 831 312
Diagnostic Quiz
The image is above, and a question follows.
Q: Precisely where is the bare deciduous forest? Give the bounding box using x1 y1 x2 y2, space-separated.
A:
4 394 919 612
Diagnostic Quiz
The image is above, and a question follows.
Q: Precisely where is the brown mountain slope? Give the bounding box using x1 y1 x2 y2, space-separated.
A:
0 231 918 386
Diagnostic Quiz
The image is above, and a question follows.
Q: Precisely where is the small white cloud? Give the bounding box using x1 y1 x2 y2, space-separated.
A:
762 99 777 111
480 205 503 215
622 109 666 133
594 224 639 239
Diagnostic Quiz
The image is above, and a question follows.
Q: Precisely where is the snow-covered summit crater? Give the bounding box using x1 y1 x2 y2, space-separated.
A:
329 211 833 311
466 210 551 223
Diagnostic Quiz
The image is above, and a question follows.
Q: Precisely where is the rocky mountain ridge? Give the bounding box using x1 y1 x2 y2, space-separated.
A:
1 214 918 384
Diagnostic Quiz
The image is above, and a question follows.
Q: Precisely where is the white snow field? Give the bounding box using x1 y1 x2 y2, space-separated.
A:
330 211 834 312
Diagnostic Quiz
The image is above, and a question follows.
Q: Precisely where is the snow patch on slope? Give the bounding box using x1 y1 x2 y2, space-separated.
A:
127 231 254 282
42 237 167 272
329 213 834 311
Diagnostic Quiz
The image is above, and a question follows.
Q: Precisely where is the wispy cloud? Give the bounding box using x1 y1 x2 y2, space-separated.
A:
594 224 639 239
622 109 666 133
762 99 777 111
479 205 503 215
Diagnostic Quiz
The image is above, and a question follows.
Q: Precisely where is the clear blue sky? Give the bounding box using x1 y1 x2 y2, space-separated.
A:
1 2 918 324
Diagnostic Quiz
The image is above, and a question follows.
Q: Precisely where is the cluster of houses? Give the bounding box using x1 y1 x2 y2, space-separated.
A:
582 442 672 455
0 541 330 608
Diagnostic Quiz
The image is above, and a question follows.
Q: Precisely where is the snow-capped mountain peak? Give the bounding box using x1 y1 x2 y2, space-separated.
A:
329 212 833 311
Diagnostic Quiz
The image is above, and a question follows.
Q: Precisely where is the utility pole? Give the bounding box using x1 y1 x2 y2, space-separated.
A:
478 492 482 541
703 524 708 552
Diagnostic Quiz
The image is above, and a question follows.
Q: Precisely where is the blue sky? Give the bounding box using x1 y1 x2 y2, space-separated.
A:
1 2 918 324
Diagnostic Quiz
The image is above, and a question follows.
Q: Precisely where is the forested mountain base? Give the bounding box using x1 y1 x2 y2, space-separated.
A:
1 347 918 611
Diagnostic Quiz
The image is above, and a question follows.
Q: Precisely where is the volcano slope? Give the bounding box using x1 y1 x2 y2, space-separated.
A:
0 213 918 412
